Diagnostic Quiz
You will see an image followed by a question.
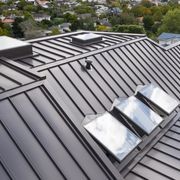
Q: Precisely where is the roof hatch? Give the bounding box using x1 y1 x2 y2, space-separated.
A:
71 33 103 46
0 36 32 59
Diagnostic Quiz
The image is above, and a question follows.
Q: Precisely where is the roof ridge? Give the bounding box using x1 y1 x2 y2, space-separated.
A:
34 36 147 72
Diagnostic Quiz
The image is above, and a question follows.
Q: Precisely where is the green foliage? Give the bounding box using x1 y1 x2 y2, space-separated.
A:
112 25 145 34
140 0 154 8
40 19 53 29
74 5 94 14
23 4 37 12
110 13 137 26
131 5 151 17
153 10 163 22
52 18 64 26
96 25 110 31
158 8 180 34
51 27 60 35
12 17 24 38
143 15 154 30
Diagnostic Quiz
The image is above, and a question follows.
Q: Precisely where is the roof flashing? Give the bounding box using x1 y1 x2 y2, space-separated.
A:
0 36 32 59
71 33 103 46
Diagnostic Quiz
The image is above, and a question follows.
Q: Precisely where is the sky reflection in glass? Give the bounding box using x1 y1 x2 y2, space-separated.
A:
84 112 141 161
138 84 180 115
116 96 163 134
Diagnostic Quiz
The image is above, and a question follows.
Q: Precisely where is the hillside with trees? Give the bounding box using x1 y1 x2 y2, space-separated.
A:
0 0 179 40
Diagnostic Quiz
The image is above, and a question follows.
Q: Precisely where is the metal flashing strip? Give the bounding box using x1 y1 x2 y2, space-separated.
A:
0 80 44 101
0 57 46 80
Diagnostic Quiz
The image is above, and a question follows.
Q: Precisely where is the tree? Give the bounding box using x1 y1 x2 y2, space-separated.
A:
109 13 137 26
20 19 44 39
143 15 154 30
153 10 163 22
140 0 154 8
112 25 145 34
12 17 24 38
158 8 180 34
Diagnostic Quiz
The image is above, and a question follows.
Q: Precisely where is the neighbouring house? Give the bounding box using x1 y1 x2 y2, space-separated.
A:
58 22 71 33
0 31 179 180
158 32 180 46
98 18 112 27
33 13 51 22
1 17 15 24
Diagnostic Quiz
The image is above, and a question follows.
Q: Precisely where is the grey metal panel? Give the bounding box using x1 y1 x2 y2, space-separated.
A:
0 84 120 180
154 142 180 159
125 172 145 180
0 74 19 91
113 48 149 84
0 120 39 180
141 156 180 179
0 163 11 180
11 93 88 180
94 53 130 97
147 149 180 170
33 47 61 60
44 70 84 121
51 66 94 117
0 99 64 180
131 164 170 180
26 88 116 180
0 65 33 85
49 39 88 53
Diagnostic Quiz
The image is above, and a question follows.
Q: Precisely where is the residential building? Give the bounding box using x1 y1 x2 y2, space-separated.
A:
158 32 180 46
0 31 179 180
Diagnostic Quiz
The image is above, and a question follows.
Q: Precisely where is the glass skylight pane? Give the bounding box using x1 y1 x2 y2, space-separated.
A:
138 84 180 115
116 96 163 134
84 112 141 161
73 33 102 41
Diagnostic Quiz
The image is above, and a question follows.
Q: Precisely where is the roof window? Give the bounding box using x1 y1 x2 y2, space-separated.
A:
136 84 179 115
115 96 163 135
84 112 141 161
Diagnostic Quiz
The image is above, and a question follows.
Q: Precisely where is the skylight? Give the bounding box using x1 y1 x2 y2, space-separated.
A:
116 96 163 135
137 84 180 115
84 112 141 161
71 33 103 45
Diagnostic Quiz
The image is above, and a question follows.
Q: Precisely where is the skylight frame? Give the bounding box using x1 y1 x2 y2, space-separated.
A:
71 33 103 46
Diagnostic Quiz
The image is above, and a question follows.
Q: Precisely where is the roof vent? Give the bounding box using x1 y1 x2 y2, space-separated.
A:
0 36 32 59
85 58 93 70
72 33 103 46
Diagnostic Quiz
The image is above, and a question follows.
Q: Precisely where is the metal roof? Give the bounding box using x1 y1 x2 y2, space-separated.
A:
15 31 145 68
0 31 180 180
0 61 122 180
158 32 180 40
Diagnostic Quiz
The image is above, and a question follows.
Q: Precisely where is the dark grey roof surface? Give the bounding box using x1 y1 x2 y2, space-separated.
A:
33 37 179 123
0 63 122 180
125 111 180 180
0 57 44 93
0 31 180 180
16 31 145 68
